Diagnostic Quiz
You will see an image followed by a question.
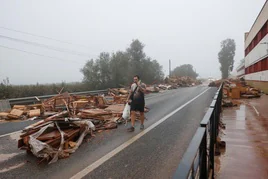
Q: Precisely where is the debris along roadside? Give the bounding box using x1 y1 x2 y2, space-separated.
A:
0 90 127 121
18 116 95 164
15 89 150 164
160 76 202 90
220 79 262 107
0 76 200 121
1 78 198 163
213 79 267 178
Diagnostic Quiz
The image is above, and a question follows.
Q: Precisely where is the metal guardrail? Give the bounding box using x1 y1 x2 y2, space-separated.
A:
173 127 207 178
7 89 108 106
173 84 223 179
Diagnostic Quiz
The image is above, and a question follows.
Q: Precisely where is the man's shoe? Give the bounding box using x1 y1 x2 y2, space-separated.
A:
127 126 135 132
140 124 144 130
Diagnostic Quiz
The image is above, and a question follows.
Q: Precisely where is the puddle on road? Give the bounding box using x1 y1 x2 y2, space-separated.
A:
0 153 20 163
217 97 268 178
0 162 25 173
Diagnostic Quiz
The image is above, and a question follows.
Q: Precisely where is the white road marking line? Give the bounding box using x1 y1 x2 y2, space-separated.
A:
0 130 22 138
252 105 260 116
70 87 211 179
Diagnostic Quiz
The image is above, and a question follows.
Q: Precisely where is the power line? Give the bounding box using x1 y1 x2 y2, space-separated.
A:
0 34 91 57
0 26 90 49
0 44 86 65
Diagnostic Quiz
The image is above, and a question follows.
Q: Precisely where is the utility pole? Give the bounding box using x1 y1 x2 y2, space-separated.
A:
169 59 171 77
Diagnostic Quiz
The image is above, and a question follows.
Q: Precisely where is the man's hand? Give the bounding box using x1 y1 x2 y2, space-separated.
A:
138 83 146 93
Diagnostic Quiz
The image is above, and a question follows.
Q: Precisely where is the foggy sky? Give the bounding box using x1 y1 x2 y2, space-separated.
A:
0 0 266 85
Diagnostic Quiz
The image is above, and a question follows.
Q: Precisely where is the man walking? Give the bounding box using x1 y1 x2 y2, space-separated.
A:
127 75 146 132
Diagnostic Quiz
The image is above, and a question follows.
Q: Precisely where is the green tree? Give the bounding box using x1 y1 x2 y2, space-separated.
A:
110 51 129 87
127 39 146 80
81 52 112 89
171 64 198 79
0 77 12 99
140 58 164 84
80 59 100 89
81 39 164 88
218 39 236 79
98 52 112 88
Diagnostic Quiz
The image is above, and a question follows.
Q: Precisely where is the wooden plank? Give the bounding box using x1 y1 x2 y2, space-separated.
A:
68 141 77 148
23 136 29 145
231 87 240 99
23 120 52 132
29 109 41 117
47 129 80 148
119 88 128 94
63 133 79 149
7 114 20 119
8 109 24 119
37 130 61 141
45 111 68 121
20 128 40 138
72 101 88 109
0 112 9 117
105 104 124 113
13 105 27 110
37 128 73 141
80 109 112 116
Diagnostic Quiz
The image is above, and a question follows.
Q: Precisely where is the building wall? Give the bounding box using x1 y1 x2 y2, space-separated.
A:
236 63 245 77
245 33 268 68
245 70 268 81
245 2 268 48
237 69 245 77
244 1 268 93
246 80 268 93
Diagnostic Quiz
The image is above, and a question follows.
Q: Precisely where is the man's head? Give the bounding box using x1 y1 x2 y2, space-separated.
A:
133 75 140 83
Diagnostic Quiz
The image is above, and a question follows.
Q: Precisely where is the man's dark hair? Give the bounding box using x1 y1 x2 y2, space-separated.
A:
134 75 140 79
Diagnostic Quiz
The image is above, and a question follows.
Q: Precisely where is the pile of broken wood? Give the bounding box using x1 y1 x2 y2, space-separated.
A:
0 91 128 121
222 79 262 107
0 103 44 120
18 112 96 164
162 76 201 89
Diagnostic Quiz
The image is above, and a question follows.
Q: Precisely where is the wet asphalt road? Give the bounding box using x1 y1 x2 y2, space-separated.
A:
0 85 217 179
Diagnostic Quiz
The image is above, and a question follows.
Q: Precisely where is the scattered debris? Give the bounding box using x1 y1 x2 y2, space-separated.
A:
224 79 261 100
7 109 24 119
209 79 263 108
162 76 202 89
13 90 150 164
18 118 95 164
4 80 199 163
